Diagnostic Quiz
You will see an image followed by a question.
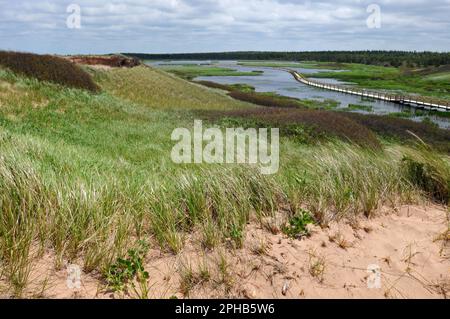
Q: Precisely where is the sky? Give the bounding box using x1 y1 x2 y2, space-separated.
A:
0 0 449 54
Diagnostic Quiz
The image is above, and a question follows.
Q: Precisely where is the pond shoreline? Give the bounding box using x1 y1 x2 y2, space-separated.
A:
147 60 450 129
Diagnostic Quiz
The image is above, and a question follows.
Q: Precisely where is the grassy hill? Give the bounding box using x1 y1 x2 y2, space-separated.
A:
93 65 254 111
0 52 448 297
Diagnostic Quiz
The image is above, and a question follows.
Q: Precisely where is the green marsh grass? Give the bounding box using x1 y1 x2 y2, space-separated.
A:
158 65 263 80
311 63 450 100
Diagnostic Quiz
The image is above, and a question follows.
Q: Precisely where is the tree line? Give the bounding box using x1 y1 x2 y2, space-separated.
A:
123 51 450 67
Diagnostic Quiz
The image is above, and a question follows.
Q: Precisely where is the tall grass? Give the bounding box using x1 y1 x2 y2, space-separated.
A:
401 139 450 203
0 65 448 297
279 142 421 222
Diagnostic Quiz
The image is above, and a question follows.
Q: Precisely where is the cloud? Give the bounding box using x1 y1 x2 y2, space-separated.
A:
0 0 449 54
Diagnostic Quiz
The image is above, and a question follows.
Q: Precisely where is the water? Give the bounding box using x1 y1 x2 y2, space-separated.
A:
147 60 450 129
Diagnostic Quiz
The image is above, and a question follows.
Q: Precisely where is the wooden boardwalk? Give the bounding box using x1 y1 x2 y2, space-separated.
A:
287 70 450 111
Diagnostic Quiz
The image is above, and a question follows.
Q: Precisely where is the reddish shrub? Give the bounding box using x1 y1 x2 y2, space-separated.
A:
202 108 381 150
0 51 99 92
342 112 450 153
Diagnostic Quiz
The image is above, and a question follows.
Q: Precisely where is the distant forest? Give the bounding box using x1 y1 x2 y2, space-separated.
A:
123 51 450 67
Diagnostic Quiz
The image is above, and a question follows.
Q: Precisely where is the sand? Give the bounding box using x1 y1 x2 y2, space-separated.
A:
5 205 449 299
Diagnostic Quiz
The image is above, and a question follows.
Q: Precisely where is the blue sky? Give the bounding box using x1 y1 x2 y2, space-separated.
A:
1 0 449 54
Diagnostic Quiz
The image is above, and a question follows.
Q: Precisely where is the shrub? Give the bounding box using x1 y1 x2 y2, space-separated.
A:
228 90 301 108
0 51 99 92
193 80 231 91
203 108 381 150
342 112 450 153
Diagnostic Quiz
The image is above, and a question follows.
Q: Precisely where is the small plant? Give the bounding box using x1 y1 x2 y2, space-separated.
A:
105 240 150 298
282 209 315 239
251 238 270 256
215 251 234 294
179 260 211 297
308 251 326 283
329 232 353 250
229 224 244 248
179 267 200 297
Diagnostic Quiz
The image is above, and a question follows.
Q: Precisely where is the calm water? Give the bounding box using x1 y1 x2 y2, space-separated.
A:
148 60 450 129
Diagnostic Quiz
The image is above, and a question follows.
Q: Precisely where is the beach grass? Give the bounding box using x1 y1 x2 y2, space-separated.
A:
0 61 449 297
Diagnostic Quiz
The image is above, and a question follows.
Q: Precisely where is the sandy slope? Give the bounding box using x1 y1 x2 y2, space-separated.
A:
16 205 449 299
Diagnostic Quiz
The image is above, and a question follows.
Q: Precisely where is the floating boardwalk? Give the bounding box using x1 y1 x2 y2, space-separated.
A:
287 70 450 112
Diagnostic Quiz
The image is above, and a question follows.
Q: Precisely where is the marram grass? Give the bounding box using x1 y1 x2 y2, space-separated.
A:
0 65 448 297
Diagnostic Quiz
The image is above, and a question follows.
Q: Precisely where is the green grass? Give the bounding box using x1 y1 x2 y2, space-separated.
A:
309 63 450 100
158 65 263 80
194 80 340 110
0 62 449 297
424 72 450 81
388 109 450 120
238 61 305 68
92 66 254 111
300 98 341 110
345 104 374 112
388 111 415 119
238 61 349 70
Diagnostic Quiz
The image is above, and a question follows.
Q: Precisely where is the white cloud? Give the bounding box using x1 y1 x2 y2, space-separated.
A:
0 0 449 53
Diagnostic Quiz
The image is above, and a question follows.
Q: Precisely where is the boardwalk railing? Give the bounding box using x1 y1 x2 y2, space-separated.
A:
286 70 450 111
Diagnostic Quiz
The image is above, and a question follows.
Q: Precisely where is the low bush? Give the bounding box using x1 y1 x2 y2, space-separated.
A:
342 112 450 153
203 108 381 150
0 51 99 92
193 80 231 91
228 91 302 109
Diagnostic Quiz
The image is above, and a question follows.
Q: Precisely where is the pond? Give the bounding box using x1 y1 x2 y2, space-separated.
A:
147 60 450 129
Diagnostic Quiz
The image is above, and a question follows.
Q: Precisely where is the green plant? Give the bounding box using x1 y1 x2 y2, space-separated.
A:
105 241 150 298
178 260 211 297
282 209 315 239
161 65 262 80
229 224 244 248
346 104 373 112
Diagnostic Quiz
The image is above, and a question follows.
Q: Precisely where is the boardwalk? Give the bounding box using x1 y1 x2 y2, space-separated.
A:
287 70 450 111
